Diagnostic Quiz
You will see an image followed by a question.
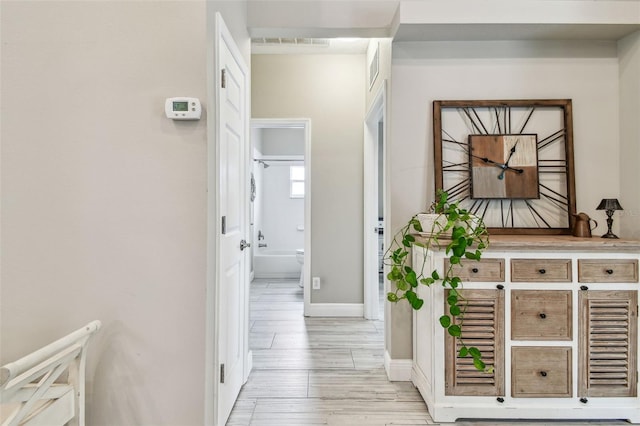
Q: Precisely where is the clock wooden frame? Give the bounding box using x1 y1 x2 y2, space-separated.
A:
433 99 576 235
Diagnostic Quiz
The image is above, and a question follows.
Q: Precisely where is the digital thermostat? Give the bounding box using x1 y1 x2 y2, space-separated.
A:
165 97 201 120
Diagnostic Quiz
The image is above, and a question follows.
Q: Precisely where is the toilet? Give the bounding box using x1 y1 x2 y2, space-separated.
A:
296 249 304 287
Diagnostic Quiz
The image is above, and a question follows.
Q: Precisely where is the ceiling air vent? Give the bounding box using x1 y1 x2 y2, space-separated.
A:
251 38 330 47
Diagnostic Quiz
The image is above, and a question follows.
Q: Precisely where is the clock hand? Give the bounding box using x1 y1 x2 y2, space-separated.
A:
471 154 524 175
498 138 520 180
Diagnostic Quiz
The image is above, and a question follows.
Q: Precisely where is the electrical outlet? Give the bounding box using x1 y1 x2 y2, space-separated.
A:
312 277 321 290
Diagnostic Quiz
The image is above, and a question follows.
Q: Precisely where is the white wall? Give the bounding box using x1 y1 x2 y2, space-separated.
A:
388 39 623 359
619 31 640 240
259 162 305 251
0 1 247 424
252 54 366 304
260 127 305 156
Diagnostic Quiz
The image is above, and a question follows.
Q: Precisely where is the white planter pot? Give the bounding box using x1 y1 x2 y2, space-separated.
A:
416 213 452 238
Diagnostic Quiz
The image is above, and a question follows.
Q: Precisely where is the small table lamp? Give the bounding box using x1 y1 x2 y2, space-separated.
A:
596 198 623 239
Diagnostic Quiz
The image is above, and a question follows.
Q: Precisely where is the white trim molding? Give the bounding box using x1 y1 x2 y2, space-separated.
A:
305 303 364 317
384 351 412 382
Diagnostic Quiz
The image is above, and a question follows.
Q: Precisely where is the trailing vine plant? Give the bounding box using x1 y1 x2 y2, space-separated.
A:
384 190 491 371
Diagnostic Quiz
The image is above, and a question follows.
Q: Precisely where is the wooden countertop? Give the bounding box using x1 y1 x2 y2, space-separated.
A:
414 234 640 252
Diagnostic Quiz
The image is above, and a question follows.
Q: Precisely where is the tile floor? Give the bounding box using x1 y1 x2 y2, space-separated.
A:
226 278 629 426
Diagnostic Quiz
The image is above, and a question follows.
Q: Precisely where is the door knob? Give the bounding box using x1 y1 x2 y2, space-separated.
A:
240 240 251 251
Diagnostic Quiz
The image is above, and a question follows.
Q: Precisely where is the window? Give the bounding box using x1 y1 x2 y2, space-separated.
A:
290 165 305 198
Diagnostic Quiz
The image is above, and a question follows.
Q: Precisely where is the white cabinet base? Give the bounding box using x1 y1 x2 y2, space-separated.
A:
412 236 640 424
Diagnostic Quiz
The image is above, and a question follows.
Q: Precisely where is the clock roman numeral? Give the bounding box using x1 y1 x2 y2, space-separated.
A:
461 107 489 134
539 159 568 174
442 129 470 150
517 107 536 134
443 160 471 172
492 106 510 134
539 184 569 209
538 129 566 150
524 200 553 228
469 198 490 220
443 179 471 201
501 199 514 228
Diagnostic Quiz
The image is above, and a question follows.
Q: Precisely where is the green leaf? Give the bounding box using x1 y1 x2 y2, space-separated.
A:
473 358 486 371
406 270 418 287
447 294 458 306
405 234 415 243
420 277 434 286
449 305 461 316
469 347 482 358
458 347 469 357
431 270 440 280
439 315 451 328
405 290 424 310
465 251 479 260
450 256 461 265
450 277 461 288
411 298 424 310
452 226 465 240
388 267 402 281
387 293 398 302
448 325 462 337
396 279 409 291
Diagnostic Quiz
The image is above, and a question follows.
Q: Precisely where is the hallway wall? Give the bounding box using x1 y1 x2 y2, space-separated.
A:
0 1 248 424
252 54 366 304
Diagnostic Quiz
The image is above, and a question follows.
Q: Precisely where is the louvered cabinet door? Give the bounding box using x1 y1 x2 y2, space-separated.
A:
579 290 638 397
445 289 505 396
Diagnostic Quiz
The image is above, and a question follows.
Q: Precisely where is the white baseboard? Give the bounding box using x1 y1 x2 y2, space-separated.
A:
305 303 364 317
384 351 412 382
244 350 253 383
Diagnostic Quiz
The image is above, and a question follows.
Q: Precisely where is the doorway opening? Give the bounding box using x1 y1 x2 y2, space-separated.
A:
364 83 386 321
250 119 312 316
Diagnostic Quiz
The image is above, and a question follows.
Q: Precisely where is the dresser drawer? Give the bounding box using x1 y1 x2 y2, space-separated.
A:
578 259 639 283
511 259 572 282
512 347 572 398
511 290 572 340
444 258 505 282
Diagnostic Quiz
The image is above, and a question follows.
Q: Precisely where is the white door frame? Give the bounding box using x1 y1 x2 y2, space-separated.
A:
205 12 250 426
363 82 386 320
251 118 312 316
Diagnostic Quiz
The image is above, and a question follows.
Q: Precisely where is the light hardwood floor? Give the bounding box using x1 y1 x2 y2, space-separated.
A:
226 279 628 426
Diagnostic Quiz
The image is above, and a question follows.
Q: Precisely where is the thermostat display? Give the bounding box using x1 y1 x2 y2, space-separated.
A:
165 97 201 120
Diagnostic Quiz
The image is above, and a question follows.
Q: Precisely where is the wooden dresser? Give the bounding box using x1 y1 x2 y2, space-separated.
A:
412 235 639 423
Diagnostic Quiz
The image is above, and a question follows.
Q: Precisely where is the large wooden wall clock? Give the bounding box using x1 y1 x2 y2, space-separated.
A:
433 99 576 235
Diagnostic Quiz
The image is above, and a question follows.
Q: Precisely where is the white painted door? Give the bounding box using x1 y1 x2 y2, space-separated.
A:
215 13 249 426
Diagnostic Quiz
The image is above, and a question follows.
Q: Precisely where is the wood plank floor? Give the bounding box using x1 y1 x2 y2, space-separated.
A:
226 279 628 426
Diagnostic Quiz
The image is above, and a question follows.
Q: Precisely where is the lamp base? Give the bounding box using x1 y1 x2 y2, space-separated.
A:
601 232 619 239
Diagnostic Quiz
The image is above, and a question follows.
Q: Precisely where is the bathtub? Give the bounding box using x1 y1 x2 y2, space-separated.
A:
252 249 301 279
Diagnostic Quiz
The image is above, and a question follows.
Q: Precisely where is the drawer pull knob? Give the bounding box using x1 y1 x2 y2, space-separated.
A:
580 285 589 291
496 284 504 290
540 371 547 377
472 268 479 273
538 268 546 274
606 269 614 274
580 398 588 404
496 397 504 403
539 313 547 319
